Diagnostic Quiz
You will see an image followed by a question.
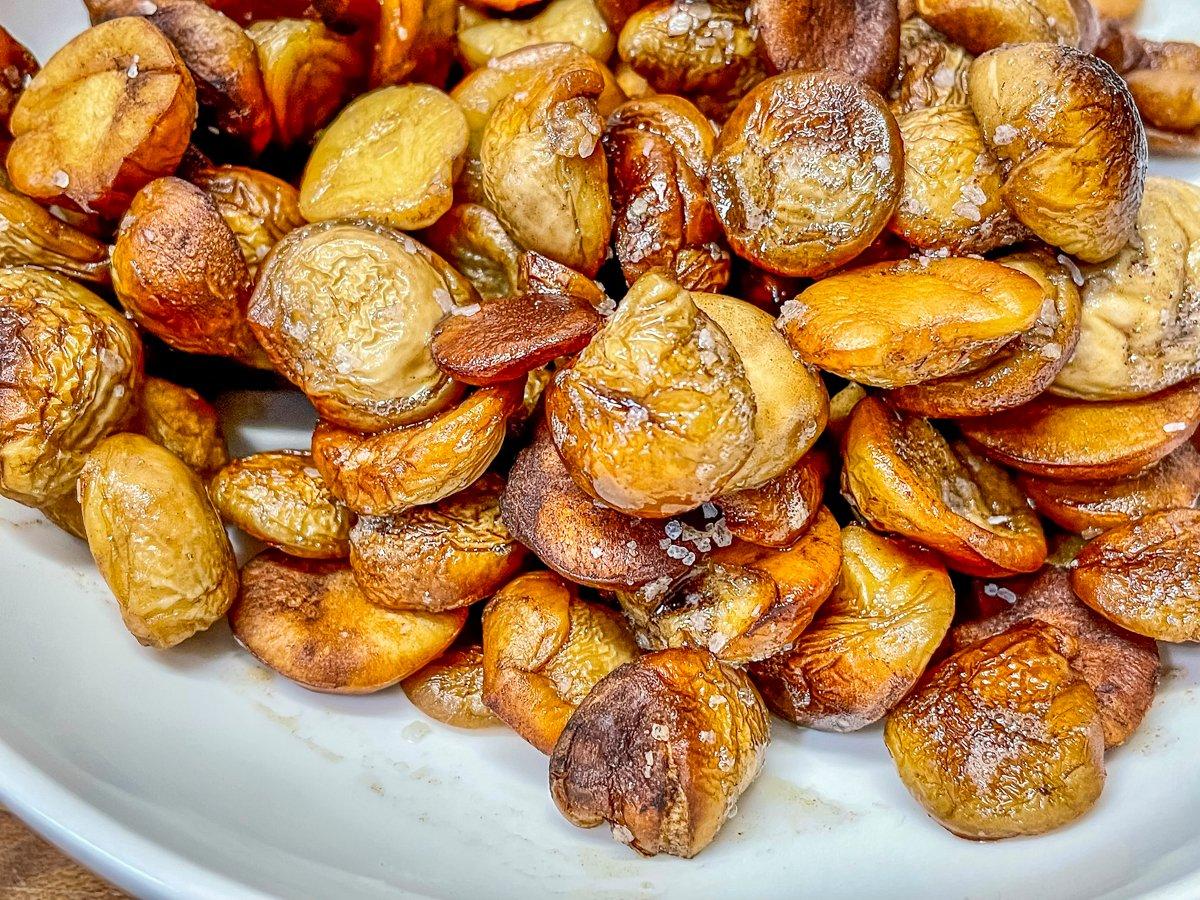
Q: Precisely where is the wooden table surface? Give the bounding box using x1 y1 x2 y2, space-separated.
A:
0 811 124 898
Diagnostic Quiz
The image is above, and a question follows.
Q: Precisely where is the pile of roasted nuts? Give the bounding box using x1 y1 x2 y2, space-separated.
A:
0 0 1198 858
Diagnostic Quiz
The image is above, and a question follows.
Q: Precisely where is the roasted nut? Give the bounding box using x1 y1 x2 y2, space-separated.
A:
348 473 525 611
884 621 1105 839
132 377 228 475
778 257 1044 388
708 72 902 278
843 396 1048 576
613 60 654 99
6 17 197 218
953 567 1159 748
546 273 755 517
890 16 972 114
79 433 237 649
249 221 468 432
751 525 954 731
969 43 1146 263
419 203 521 301
1092 0 1141 18
231 550 467 692
371 0 422 86
1071 509 1200 642
459 0 616 70
190 0 312 25
0 267 142 510
481 571 638 753
0 27 37 136
401 644 500 728
826 381 867 442
0 175 110 284
1125 43 1200 139
718 451 829 548
916 0 1098 55
312 381 523 516
549 648 769 858
959 380 1200 481
516 250 610 309
190 165 305 275
41 491 87 540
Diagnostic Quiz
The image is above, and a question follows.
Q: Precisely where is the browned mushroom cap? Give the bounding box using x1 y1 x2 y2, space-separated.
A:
0 173 110 284
133 377 229 475
752 525 955 731
231 550 467 692
1071 509 1200 643
884 621 1105 839
843 396 1048 576
708 71 902 278
549 648 770 858
401 644 501 728
718 450 830 549
0 27 37 136
952 567 1159 748
419 203 521 302
890 17 973 115
190 165 305 275
6 17 197 218
959 380 1200 481
969 43 1146 264
916 0 1098 56
348 473 525 611
481 571 638 753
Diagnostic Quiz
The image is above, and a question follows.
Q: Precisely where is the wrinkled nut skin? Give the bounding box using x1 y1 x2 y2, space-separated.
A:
969 43 1147 264
481 572 638 753
517 250 610 309
190 165 305 275
953 567 1159 748
230 550 467 693
132 376 229 475
778 257 1044 389
843 397 1048 577
0 27 37 136
419 203 521 302
0 268 143 510
549 648 770 858
751 525 955 732
459 0 617 71
249 221 467 433
916 0 1098 56
348 473 525 611
79 434 237 649
1071 509 1200 643
708 72 903 278
7 17 197 218
718 451 829 549
546 273 755 518
891 17 973 115
402 644 500 729
884 622 1106 840
0 177 110 284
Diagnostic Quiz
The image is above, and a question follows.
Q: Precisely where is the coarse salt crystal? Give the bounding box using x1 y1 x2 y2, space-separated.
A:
699 730 715 744
590 545 604 558
127 54 140 78
1164 422 1189 433
51 170 70 189
651 723 669 740
991 124 1019 145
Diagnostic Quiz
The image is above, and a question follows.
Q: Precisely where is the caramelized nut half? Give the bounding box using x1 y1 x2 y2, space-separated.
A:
133 377 229 475
916 0 1098 56
402 645 500 728
460 0 616 70
190 165 305 275
419 203 521 301
718 451 830 549
0 176 110 284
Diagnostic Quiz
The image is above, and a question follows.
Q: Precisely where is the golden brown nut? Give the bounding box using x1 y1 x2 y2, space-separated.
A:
79 433 237 649
0 176 110 284
401 644 500 728
953 567 1159 748
6 17 196 218
459 0 616 70
916 0 1098 55
1071 509 1200 642
0 268 142 510
890 16 973 114
613 60 654 99
826 381 867 442
348 473 525 611
190 165 305 275
778 257 1044 388
1125 43 1200 139
708 72 902 278
187 0 313 25
419 203 521 301
969 43 1146 264
549 648 769 858
959 381 1200 481
132 377 228 475
843 397 1047 576
718 451 829 549
1092 0 1141 18
370 0 422 86
752 525 954 731
40 491 87 540
231 550 467 692
481 572 638 753
516 249 610 309
545 273 755 517
885 621 1105 839
0 27 37 136
312 381 523 516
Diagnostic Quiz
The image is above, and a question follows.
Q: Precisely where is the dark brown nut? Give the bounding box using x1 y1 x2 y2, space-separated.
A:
750 0 900 94
132 376 229 475
1125 43 1200 138
0 27 37 136
113 176 263 365
752 525 954 731
481 571 638 753
0 267 142 509
916 0 1098 55
884 621 1105 839
843 397 1048 576
1071 509 1200 642
6 17 197 218
604 96 730 292
401 645 500 728
546 273 755 518
348 473 525 611
79 433 237 649
249 221 469 432
231 550 467 692
729 262 802 311
419 203 521 301
718 451 829 549
191 0 313 25
778 257 1044 388
516 250 610 309
969 43 1146 264
190 165 305 275
1053 178 1200 401
312 381 524 516
618 506 842 665
549 648 769 858
959 380 1200 481
953 567 1159 748
0 176 110 284
890 17 972 115
618 0 767 120
459 0 616 70
430 293 602 386
887 250 1082 417
399 0 462 87
708 72 902 278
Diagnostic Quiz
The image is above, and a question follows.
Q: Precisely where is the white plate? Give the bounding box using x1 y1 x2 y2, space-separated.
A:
2 3 1200 898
